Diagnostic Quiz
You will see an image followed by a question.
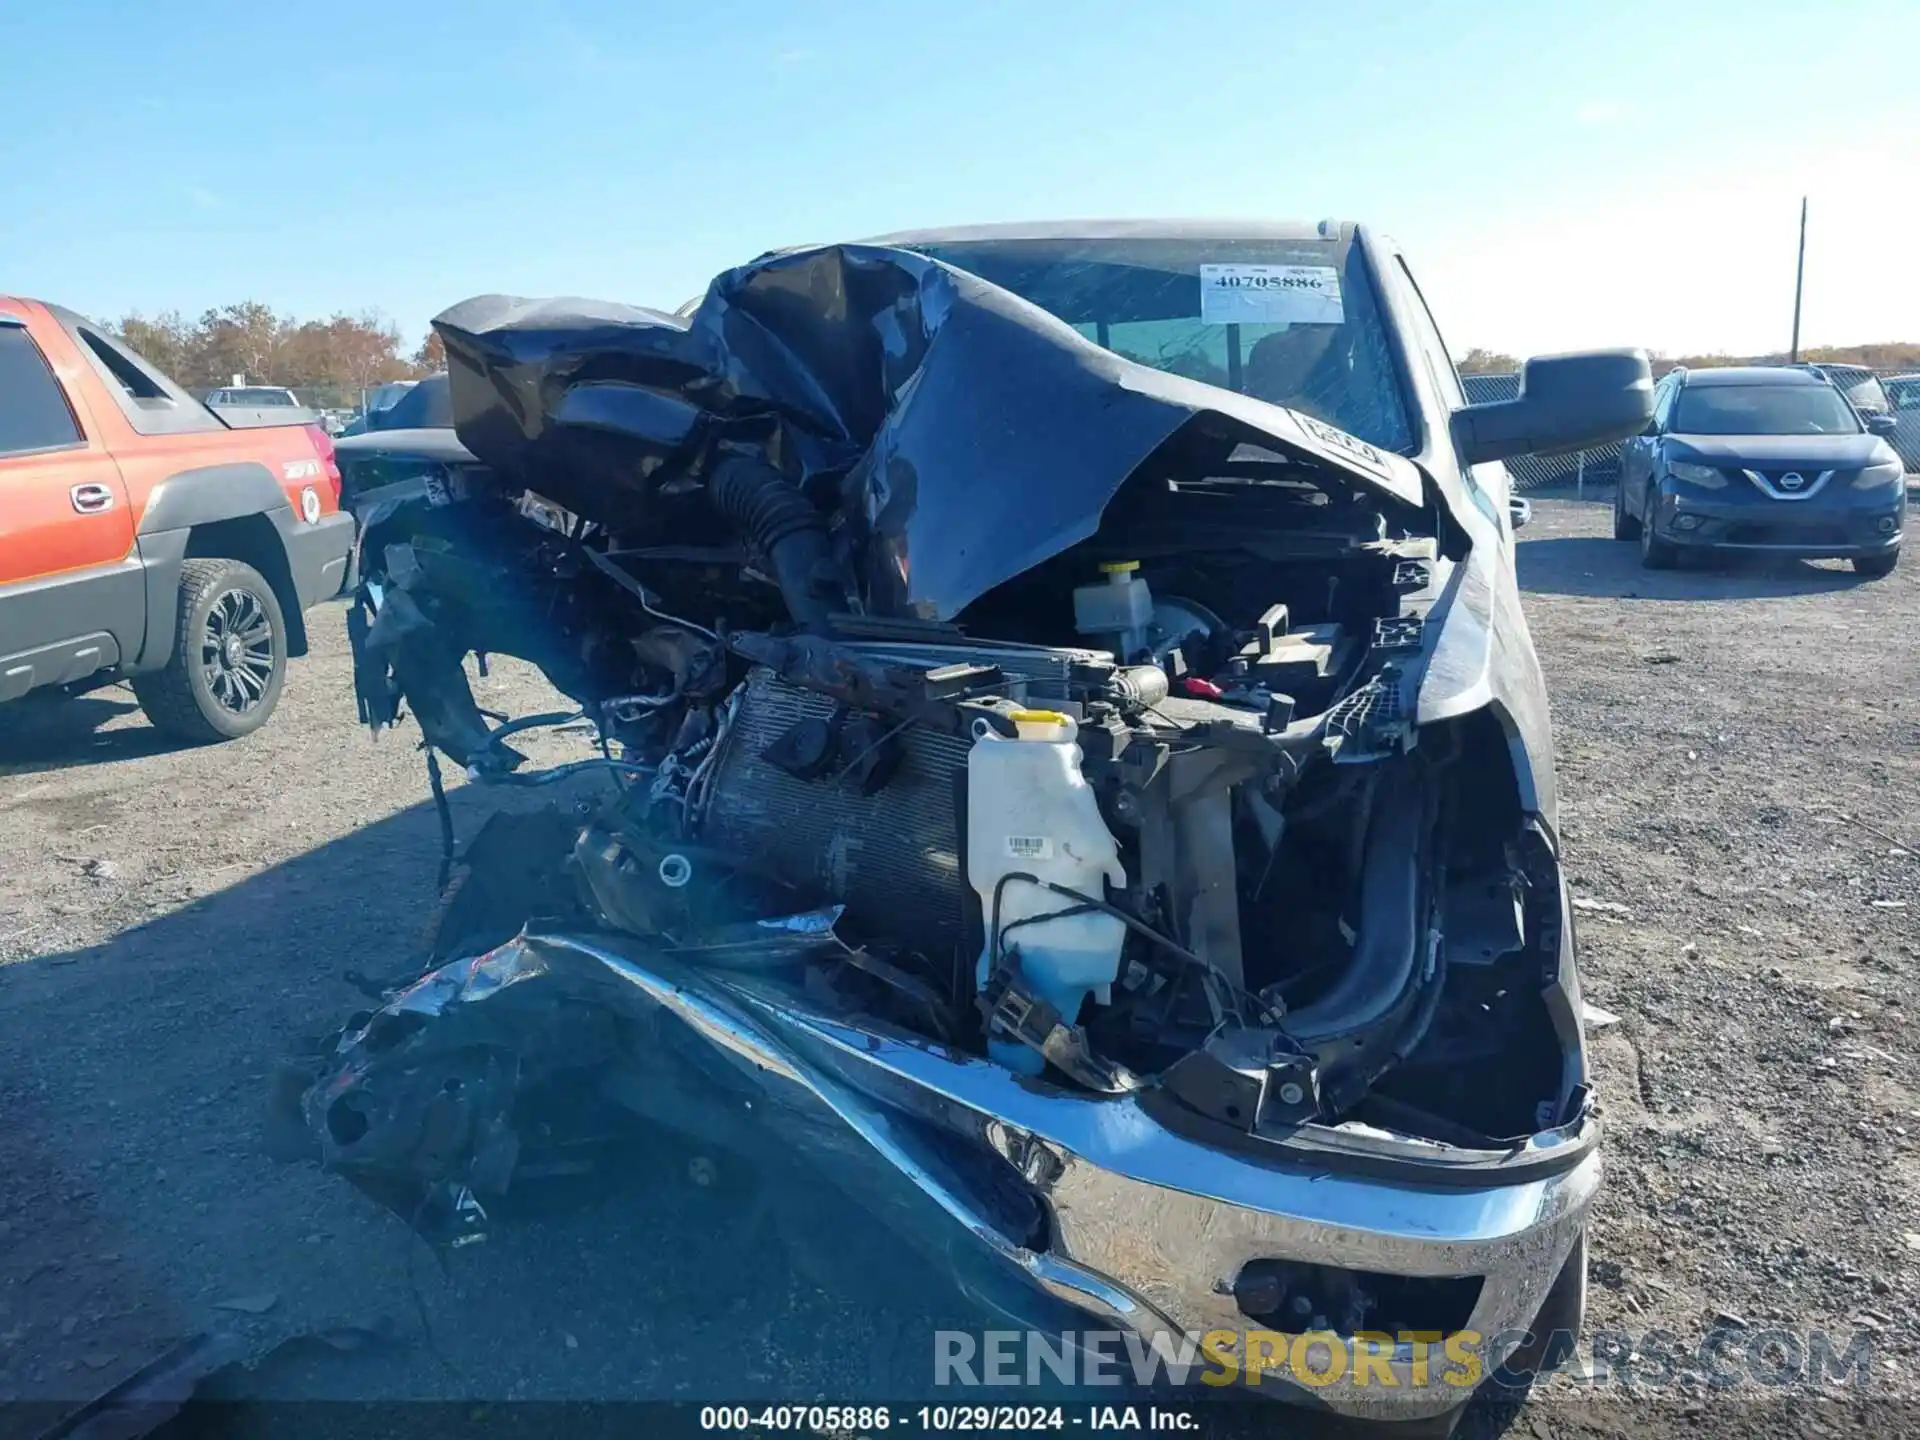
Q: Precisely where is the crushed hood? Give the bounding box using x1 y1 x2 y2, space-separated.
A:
434 244 1427 621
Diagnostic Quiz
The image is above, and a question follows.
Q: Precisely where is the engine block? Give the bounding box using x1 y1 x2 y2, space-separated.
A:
698 640 1105 961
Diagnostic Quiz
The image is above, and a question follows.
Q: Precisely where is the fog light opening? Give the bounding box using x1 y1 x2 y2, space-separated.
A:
1673 514 1702 531
1877 516 1900 535
1229 1259 1484 1337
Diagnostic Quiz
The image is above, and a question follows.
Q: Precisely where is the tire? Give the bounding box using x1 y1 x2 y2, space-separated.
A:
1638 498 1678 569
1612 482 1641 541
132 558 287 743
1853 550 1899 578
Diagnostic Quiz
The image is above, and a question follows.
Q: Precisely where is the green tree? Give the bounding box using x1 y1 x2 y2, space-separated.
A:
1456 347 1520 375
115 311 194 379
110 304 430 405
193 301 284 388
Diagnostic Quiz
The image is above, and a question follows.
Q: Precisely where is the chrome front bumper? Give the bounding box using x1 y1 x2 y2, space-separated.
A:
536 933 1599 1421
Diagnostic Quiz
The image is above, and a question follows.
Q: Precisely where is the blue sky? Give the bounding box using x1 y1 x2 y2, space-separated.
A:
3 0 1915 358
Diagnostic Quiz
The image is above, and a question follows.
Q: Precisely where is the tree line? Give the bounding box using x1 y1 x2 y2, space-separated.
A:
108 304 1915 399
112 303 447 408
1457 343 1920 377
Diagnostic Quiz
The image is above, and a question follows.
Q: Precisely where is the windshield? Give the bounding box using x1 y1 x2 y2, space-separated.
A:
903 234 1414 453
1674 383 1861 436
225 388 297 406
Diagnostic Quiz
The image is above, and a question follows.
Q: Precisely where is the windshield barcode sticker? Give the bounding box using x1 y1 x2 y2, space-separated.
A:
1006 836 1054 861
1199 264 1344 326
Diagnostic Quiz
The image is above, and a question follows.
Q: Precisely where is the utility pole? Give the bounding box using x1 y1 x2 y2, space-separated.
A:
1789 197 1807 362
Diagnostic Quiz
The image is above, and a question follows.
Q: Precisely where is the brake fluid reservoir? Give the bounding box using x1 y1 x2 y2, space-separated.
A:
1073 561 1154 661
968 710 1127 1075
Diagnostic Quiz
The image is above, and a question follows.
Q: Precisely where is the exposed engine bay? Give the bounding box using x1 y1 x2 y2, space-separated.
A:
301 245 1587 1256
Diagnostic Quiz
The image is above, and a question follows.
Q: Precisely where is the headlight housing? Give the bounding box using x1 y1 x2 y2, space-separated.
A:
1852 461 1905 490
1668 460 1726 488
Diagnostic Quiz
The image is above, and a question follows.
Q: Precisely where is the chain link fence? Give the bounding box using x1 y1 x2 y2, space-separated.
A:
1463 366 1920 488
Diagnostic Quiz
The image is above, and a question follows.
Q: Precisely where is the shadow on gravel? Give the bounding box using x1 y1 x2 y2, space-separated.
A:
0 783 1110 1416
1516 536 1867 601
0 691 191 776
0 778 1541 1433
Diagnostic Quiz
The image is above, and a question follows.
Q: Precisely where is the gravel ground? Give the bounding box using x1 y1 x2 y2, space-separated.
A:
1503 493 1920 1437
0 623 958 1433
0 493 1916 1438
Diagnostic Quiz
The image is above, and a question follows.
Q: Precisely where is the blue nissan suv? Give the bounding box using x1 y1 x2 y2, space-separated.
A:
1614 365 1905 575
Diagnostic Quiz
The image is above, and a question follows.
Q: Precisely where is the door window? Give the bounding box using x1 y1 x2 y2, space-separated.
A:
1652 376 1679 432
0 327 83 457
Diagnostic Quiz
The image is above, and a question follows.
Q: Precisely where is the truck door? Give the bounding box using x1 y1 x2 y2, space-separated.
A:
0 312 140 700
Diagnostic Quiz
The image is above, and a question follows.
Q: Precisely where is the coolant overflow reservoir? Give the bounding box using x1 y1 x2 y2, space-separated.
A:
969 710 1128 1075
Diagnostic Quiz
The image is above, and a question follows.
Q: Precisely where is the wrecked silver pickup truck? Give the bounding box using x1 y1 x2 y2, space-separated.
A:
284 221 1654 1422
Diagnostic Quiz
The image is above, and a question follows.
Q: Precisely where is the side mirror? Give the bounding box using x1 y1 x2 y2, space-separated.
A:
1508 496 1532 530
1451 349 1654 465
1865 411 1898 438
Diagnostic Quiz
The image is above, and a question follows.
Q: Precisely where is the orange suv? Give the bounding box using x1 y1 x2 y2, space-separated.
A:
0 298 354 741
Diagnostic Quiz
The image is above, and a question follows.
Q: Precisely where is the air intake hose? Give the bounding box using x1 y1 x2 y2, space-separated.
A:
707 454 838 633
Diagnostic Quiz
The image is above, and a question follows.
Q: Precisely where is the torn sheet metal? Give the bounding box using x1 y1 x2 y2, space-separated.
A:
33 1333 249 1440
434 245 1426 622
286 925 1598 1423
296 913 857 1235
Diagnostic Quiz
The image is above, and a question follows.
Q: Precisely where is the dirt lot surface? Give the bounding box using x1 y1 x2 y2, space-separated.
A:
1506 494 1920 1437
1 493 1916 1438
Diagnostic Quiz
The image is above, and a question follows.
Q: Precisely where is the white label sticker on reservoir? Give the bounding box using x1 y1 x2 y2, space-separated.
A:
1199 264 1344 326
1006 836 1054 861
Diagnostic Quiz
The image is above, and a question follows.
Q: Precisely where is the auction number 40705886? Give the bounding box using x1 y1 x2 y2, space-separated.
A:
699 1405 1076 1431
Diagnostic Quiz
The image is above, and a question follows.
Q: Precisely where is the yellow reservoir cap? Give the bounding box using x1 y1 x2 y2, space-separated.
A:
1099 560 1140 575
1007 708 1076 742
